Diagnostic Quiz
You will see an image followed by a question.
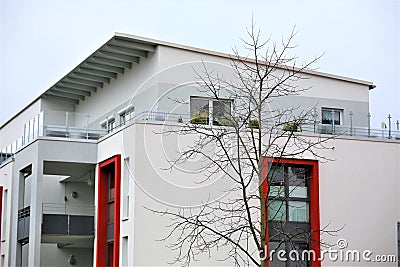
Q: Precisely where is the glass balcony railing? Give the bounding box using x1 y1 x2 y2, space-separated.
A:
1 109 399 167
0 110 108 166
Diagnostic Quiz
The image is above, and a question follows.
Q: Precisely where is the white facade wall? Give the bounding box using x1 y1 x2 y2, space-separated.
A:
93 121 400 266
0 161 13 267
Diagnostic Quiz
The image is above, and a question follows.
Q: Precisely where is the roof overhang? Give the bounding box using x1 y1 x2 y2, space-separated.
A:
42 35 157 104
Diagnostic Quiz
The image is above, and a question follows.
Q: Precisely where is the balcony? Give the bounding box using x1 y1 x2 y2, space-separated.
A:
17 206 30 244
41 203 95 245
1 110 399 167
128 110 400 140
0 111 107 165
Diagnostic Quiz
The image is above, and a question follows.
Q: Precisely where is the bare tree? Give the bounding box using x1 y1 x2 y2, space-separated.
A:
149 21 337 267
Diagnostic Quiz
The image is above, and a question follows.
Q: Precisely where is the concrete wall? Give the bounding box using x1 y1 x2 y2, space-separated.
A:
318 137 399 266
40 244 93 267
98 122 399 266
0 161 13 267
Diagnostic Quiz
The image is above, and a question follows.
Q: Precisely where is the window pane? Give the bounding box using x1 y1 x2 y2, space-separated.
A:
212 100 232 126
107 203 114 223
288 167 308 198
322 109 332 124
269 186 285 197
120 113 126 125
269 165 284 184
322 109 341 125
289 186 308 198
334 111 340 125
268 200 286 221
190 98 209 124
288 201 309 222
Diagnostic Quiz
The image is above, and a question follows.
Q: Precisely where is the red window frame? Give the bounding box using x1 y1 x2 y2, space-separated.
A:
97 155 121 267
262 157 321 267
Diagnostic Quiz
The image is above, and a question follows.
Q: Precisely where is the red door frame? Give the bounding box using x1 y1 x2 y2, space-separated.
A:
262 157 321 266
97 155 121 267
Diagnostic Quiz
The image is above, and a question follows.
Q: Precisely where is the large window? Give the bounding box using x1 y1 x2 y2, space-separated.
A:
265 159 320 267
190 97 233 126
321 108 342 125
268 165 310 222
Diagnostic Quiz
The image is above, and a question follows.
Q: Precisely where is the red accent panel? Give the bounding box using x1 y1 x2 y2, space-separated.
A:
113 155 121 267
96 155 121 267
263 157 321 267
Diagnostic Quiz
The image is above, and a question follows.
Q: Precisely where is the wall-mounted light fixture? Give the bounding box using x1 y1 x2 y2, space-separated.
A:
68 255 76 265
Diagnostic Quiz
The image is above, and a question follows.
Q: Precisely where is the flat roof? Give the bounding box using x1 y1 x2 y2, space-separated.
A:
1 33 375 129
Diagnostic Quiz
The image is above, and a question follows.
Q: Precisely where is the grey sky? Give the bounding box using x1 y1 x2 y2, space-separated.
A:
0 0 399 128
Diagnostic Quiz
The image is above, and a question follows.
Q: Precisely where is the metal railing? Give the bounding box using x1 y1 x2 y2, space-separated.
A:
1 109 399 167
0 111 107 166
42 203 95 216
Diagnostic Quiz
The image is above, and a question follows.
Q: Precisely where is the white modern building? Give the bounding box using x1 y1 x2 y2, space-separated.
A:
0 33 399 266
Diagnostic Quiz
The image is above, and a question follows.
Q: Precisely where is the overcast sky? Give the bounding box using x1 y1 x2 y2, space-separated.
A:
0 0 399 128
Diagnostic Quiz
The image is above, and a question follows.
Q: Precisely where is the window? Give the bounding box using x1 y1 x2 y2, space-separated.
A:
265 159 320 267
321 108 342 125
100 116 115 133
268 165 310 223
118 105 134 126
120 113 127 126
190 97 233 126
108 119 115 132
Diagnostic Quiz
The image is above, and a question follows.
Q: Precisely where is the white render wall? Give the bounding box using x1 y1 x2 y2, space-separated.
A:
318 137 399 266
0 160 13 267
95 121 400 266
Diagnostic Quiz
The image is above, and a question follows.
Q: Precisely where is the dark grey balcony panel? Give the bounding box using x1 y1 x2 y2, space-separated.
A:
69 215 94 235
17 217 30 242
42 214 68 235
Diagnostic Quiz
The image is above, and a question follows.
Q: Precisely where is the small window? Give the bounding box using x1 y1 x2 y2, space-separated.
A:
190 98 209 125
120 113 126 126
100 116 115 132
108 119 115 132
118 105 134 126
190 97 233 126
212 100 232 126
322 108 342 125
